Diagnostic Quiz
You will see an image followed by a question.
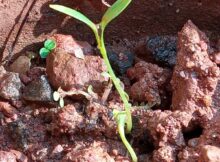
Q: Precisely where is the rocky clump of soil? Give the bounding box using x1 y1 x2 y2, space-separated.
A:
22 75 53 102
177 111 220 162
51 102 117 138
0 151 17 162
63 141 114 162
9 56 31 75
46 34 108 94
172 20 219 115
127 61 171 105
135 36 177 67
0 101 18 120
0 66 23 101
108 49 134 75
51 34 93 56
1 20 220 162
132 109 192 162
131 21 220 162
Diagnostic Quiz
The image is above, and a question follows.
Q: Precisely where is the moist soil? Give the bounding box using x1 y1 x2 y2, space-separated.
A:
1 1 220 162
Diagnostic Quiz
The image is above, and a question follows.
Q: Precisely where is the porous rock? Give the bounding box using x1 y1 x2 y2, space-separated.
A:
63 141 114 162
22 75 53 102
135 36 177 67
127 61 171 104
0 66 23 101
0 151 17 162
51 34 93 56
9 56 31 74
199 145 220 162
46 50 107 92
171 20 220 114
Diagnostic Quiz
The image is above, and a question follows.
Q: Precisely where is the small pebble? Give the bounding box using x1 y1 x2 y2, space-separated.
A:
9 56 31 74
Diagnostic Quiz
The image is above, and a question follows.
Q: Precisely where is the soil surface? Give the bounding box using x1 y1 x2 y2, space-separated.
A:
1 0 220 63
1 1 220 162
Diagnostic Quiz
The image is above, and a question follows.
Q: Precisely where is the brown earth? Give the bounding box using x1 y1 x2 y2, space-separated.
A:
1 0 220 63
1 1 220 162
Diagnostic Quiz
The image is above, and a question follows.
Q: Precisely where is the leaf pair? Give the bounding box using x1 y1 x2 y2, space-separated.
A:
39 39 56 58
49 0 131 38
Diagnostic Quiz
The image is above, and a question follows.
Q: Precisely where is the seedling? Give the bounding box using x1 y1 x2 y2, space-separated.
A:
39 39 56 58
50 1 137 161
53 86 98 108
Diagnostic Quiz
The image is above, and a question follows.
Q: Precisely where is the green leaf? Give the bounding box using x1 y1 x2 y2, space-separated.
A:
44 39 56 50
50 5 97 34
114 112 137 162
124 92 129 101
53 91 60 101
39 48 50 58
101 0 131 29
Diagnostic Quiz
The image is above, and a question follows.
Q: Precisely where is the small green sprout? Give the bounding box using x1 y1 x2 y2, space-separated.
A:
113 110 137 162
39 39 56 58
50 1 137 161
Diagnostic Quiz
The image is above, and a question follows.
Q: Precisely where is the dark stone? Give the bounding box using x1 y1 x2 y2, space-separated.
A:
0 67 23 101
108 49 134 75
22 75 53 102
8 120 28 150
147 36 177 67
136 36 177 67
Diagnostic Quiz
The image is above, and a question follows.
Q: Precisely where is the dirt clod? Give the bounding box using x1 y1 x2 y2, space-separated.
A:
0 151 17 162
8 120 29 150
10 149 28 162
52 34 93 56
135 36 177 67
200 145 220 162
9 56 31 74
46 50 107 94
22 75 53 102
171 20 220 114
127 61 171 104
52 104 84 135
0 101 18 119
108 49 134 75
0 66 23 101
63 141 114 162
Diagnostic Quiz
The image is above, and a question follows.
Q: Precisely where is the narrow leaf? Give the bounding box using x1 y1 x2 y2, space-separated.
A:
124 92 129 101
101 0 131 29
44 39 56 50
115 112 138 162
50 5 97 34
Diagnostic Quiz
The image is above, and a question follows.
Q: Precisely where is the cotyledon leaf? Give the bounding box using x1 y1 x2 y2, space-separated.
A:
101 0 131 30
44 39 56 50
50 5 98 34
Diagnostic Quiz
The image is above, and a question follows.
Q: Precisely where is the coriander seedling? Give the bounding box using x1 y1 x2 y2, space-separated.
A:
50 1 137 161
39 39 56 58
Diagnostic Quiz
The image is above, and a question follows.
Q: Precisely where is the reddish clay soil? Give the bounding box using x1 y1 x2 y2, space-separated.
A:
1 1 220 162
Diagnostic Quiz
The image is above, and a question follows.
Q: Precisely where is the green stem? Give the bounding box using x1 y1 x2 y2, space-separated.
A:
114 111 137 162
96 29 132 133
